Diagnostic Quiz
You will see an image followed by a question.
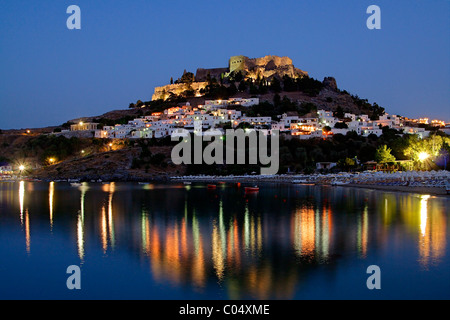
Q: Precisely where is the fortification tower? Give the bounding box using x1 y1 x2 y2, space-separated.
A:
229 55 246 73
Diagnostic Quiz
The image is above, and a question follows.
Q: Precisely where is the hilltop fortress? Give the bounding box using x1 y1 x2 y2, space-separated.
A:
152 55 308 101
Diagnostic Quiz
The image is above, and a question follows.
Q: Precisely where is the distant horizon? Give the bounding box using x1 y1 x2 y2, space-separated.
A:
1 0 449 129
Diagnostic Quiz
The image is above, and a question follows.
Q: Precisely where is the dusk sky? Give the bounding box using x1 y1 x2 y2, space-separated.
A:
0 0 449 129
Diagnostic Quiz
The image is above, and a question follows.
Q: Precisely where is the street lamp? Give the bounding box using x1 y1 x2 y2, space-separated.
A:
418 152 429 162
418 152 430 171
18 165 25 177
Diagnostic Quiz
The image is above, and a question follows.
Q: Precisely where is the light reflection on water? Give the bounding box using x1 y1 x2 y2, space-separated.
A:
0 181 449 299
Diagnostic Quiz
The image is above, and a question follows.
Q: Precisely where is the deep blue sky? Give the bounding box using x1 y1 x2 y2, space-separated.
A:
0 0 449 129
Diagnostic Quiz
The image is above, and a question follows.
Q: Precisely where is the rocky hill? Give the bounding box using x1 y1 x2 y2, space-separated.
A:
148 55 383 119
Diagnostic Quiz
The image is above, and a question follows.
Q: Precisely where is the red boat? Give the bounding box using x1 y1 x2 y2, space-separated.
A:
207 184 217 189
244 186 259 192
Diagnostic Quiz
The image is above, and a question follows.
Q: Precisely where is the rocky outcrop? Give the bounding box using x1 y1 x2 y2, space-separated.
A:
241 55 308 80
153 55 309 100
152 82 208 101
322 77 338 91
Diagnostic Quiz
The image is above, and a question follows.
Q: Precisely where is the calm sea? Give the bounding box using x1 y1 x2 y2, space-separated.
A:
0 181 448 299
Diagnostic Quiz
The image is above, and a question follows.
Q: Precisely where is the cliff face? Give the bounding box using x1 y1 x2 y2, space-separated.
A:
244 55 308 80
152 82 208 101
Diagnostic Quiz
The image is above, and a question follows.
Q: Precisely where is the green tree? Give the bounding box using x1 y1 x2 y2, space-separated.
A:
334 122 348 129
179 71 195 84
334 106 345 119
136 100 144 108
375 145 396 163
282 75 297 92
238 80 247 92
273 93 281 106
270 77 282 93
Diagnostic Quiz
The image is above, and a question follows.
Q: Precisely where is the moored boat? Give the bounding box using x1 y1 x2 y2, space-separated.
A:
244 186 259 192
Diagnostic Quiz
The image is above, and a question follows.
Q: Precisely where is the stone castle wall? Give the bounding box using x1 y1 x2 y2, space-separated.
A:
152 55 308 100
229 55 246 73
195 67 228 82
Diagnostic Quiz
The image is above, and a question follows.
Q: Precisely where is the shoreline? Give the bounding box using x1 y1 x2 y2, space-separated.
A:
342 183 448 196
170 174 449 196
3 173 449 196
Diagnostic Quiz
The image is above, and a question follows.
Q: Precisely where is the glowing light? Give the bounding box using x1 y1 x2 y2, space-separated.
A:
19 181 25 224
418 152 429 162
49 182 54 229
19 165 25 171
108 182 116 249
77 212 84 261
212 223 224 281
25 209 30 254
420 195 430 236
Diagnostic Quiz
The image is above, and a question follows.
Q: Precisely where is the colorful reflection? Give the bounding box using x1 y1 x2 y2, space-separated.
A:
77 183 88 262
49 181 54 229
99 182 116 253
1 182 448 299
418 195 446 268
25 209 30 254
291 203 333 261
357 204 369 258
19 181 24 225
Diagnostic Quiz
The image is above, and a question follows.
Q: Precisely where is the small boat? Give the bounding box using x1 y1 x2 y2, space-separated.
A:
70 182 82 187
245 186 259 192
207 184 217 189
217 181 226 185
138 182 150 185
183 181 191 185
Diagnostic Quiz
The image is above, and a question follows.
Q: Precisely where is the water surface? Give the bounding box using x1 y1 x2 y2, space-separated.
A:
0 181 448 299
